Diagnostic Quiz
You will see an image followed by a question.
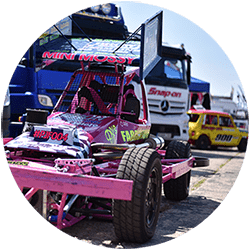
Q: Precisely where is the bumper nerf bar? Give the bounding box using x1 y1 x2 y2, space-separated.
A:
9 162 133 201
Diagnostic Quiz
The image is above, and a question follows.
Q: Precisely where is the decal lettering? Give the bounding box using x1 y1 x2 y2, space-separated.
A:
107 56 117 64
42 51 75 60
78 54 94 61
8 161 29 166
105 125 117 144
40 130 46 137
60 53 75 60
94 55 108 63
33 129 68 141
201 125 222 131
42 51 54 59
127 57 135 65
148 87 181 98
121 129 149 142
116 57 126 64
215 134 233 142
42 52 137 65
54 113 107 127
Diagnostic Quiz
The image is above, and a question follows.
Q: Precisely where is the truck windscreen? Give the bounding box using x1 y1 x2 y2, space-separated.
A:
164 59 184 80
145 56 188 89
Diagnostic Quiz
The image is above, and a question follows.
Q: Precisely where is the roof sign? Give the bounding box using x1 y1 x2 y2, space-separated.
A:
39 11 163 80
41 39 141 66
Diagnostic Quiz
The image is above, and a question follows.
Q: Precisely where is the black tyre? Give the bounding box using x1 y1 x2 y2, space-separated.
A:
193 156 210 167
196 135 210 150
164 140 191 201
113 147 162 243
237 138 247 152
165 140 191 159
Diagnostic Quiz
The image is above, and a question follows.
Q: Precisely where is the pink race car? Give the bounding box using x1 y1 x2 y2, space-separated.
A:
4 12 208 243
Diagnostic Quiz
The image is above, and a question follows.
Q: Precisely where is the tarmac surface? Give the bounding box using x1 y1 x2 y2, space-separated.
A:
62 146 245 248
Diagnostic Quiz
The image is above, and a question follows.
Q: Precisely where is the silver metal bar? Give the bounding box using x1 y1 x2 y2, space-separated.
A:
64 194 79 213
42 190 48 219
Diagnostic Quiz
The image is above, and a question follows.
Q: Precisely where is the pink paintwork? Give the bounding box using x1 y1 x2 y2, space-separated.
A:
10 162 133 201
6 148 195 230
161 157 194 182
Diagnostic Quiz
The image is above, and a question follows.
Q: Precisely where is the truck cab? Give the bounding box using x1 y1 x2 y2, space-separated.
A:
145 45 191 143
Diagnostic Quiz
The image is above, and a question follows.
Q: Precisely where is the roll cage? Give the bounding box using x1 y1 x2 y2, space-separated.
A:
53 63 149 123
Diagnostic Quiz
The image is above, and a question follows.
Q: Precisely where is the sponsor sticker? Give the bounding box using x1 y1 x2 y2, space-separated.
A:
8 161 29 166
30 126 74 145
33 129 69 141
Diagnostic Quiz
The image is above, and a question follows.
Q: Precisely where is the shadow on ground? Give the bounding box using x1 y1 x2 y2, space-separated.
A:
63 195 220 248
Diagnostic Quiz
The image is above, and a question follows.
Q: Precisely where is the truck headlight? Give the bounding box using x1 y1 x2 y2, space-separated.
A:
101 3 111 15
4 88 10 107
38 94 53 107
91 5 100 13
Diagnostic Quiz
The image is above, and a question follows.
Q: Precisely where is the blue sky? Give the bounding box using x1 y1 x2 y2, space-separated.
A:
115 1 243 100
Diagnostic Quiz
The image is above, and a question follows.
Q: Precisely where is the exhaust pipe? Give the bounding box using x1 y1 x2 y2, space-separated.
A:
136 137 165 150
91 136 165 152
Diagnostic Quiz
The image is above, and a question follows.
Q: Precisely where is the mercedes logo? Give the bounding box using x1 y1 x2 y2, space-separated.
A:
160 100 169 113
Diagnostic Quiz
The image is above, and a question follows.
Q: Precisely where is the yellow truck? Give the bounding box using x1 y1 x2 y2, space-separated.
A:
188 110 248 151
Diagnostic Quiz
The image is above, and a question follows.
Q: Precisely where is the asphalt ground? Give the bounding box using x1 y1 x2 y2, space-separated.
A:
62 146 246 248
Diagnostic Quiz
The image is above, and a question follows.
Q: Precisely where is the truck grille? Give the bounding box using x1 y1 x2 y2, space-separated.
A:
151 124 180 137
148 99 186 115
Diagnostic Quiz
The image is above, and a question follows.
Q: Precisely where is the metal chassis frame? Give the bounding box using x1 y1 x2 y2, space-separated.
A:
8 153 194 229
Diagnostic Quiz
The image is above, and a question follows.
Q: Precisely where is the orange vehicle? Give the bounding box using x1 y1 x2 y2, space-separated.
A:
188 110 248 151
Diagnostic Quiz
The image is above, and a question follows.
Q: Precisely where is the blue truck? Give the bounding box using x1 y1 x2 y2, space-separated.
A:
9 4 128 137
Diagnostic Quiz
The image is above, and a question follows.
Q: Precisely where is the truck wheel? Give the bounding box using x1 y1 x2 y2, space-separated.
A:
237 138 247 152
113 147 162 243
164 140 191 201
196 135 210 150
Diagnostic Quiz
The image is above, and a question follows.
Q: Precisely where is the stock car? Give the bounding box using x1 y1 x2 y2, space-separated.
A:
188 109 248 151
4 12 209 243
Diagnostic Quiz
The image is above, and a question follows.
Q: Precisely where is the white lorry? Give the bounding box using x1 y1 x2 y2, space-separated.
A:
144 45 192 144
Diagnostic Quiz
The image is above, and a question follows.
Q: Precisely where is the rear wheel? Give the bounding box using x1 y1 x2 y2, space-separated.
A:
113 147 162 243
164 140 191 201
196 135 210 150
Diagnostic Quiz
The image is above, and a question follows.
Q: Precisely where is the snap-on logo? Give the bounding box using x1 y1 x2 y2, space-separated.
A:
148 87 181 98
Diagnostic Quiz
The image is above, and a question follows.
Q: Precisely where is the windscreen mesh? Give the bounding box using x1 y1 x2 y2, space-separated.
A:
56 70 122 115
